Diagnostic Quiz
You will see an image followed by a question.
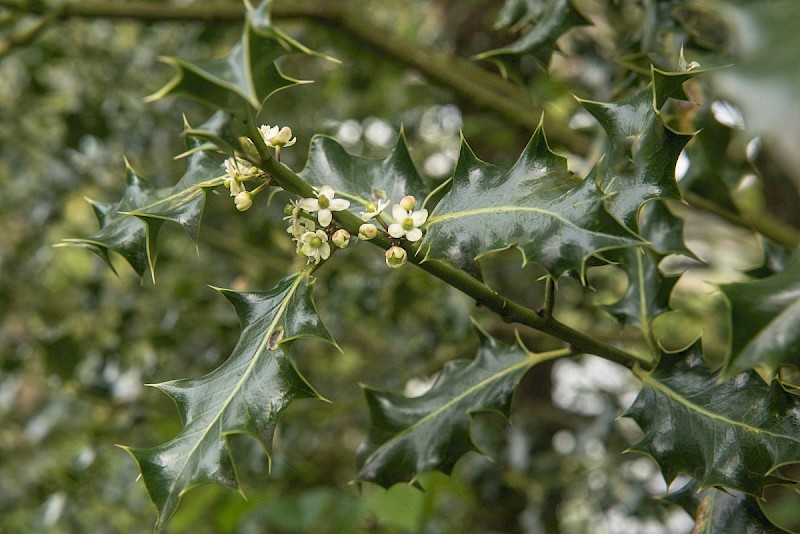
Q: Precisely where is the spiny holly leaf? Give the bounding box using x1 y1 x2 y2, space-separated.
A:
475 0 589 60
121 270 333 532
665 479 782 533
719 247 800 377
638 200 696 258
146 17 307 111
357 327 557 487
420 123 640 279
298 133 429 212
604 247 679 328
625 342 800 496
580 74 694 231
59 138 225 281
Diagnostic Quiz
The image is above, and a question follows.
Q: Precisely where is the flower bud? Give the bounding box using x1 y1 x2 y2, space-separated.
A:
234 191 253 212
385 246 407 268
332 229 351 248
358 223 378 240
399 195 417 211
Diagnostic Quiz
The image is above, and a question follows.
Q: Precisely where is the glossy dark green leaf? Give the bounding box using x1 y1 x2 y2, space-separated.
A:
605 247 679 328
719 247 800 377
421 124 640 279
476 0 589 60
298 133 429 212
665 479 782 534
625 342 800 496
147 20 305 111
580 84 693 231
121 270 333 531
357 328 551 487
639 200 696 258
59 138 225 281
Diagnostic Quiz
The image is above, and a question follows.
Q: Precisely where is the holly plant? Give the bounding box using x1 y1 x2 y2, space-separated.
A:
6 0 795 531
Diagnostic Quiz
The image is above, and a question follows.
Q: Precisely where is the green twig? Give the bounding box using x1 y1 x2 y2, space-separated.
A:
253 150 651 370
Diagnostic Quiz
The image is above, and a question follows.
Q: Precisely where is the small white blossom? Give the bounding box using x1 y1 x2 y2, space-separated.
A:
387 204 428 242
259 125 297 148
234 191 253 212
385 245 407 268
300 230 331 264
358 223 378 240
223 157 258 196
332 229 351 249
359 198 391 222
298 185 350 227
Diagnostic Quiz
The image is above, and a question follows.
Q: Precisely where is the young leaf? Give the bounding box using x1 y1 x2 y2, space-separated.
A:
421 123 640 279
719 247 800 377
625 342 800 496
665 479 782 533
121 270 333 531
475 0 589 60
357 328 563 487
58 138 225 281
146 19 306 111
580 84 693 231
298 133 429 210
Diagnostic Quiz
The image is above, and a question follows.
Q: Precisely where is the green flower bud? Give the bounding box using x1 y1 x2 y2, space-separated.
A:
399 195 417 211
234 191 253 212
332 229 351 248
385 245 407 268
358 223 379 240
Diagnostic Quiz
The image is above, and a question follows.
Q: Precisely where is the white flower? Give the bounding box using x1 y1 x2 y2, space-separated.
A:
298 185 350 227
359 198 391 221
387 204 428 242
259 125 297 148
358 223 379 240
385 245 407 268
234 191 253 212
300 230 331 264
223 157 258 196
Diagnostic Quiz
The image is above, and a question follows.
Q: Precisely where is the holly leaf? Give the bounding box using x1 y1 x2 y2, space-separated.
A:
58 137 225 281
298 133 429 212
580 75 694 231
475 0 589 60
357 327 557 487
146 17 307 111
665 479 783 533
420 123 640 279
604 247 679 328
719 247 800 377
121 270 333 532
638 200 696 259
625 342 800 496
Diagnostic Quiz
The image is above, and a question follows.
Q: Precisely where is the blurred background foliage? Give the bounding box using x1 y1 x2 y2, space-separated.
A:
1 0 798 532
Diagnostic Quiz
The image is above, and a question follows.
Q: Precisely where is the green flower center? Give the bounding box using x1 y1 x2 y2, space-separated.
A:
365 201 377 212
317 195 330 209
310 236 323 248
402 216 415 231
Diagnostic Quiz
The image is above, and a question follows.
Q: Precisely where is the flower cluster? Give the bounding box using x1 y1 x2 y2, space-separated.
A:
222 125 297 212
285 186 351 265
284 185 429 269
356 192 428 269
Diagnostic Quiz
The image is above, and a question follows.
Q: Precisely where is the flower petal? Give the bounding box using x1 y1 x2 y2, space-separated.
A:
319 242 331 260
387 223 405 238
319 185 335 198
329 198 350 211
298 198 319 212
411 209 428 226
391 204 407 222
318 209 333 227
405 228 423 242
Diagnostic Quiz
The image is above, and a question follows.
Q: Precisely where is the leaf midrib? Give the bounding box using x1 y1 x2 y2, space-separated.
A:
641 372 800 443
171 271 307 495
